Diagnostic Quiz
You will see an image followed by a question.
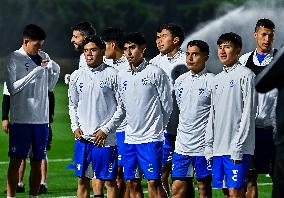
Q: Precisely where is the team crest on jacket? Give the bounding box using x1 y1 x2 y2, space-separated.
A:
99 80 107 88
198 88 205 96
142 77 150 85
79 82 84 92
229 80 236 87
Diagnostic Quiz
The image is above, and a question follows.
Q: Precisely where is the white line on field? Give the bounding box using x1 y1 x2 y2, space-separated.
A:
258 182 273 186
0 158 72 165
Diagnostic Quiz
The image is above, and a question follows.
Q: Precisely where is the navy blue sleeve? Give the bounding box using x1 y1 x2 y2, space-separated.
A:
2 94 10 120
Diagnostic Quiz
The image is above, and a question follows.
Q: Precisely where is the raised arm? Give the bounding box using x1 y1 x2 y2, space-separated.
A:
6 55 44 95
47 60 60 91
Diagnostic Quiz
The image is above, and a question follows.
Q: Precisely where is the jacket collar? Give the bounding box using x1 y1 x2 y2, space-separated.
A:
190 67 207 77
223 62 241 73
113 55 127 65
85 62 107 72
127 59 147 73
167 49 183 63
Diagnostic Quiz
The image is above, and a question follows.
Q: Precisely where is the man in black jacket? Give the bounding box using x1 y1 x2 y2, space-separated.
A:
256 46 284 198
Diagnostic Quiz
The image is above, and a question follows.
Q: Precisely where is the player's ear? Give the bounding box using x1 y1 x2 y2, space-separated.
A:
253 29 258 39
236 47 241 56
173 37 180 45
112 41 116 48
23 38 29 45
141 44 147 54
205 55 209 61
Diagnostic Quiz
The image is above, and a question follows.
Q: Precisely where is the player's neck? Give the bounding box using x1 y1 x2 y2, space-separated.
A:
131 59 144 71
113 51 124 61
89 59 103 69
256 47 272 55
167 47 179 57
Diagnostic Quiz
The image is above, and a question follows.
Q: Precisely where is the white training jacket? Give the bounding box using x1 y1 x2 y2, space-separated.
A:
174 69 215 156
103 55 129 71
6 47 60 124
204 62 257 161
150 50 188 88
103 55 129 132
79 53 87 68
149 53 165 67
112 59 173 144
239 49 278 128
149 50 188 135
68 63 119 146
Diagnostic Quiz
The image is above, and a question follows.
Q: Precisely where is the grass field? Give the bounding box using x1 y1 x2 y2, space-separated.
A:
0 83 272 197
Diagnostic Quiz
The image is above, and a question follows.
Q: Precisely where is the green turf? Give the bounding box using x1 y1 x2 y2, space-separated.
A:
0 83 272 197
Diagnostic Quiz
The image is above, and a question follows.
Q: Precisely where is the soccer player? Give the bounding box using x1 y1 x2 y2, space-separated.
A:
205 32 257 198
172 40 214 198
239 18 277 198
101 27 143 198
116 32 172 198
149 23 188 197
69 22 104 196
255 45 284 198
2 82 55 195
69 35 119 198
5 24 60 198
65 22 96 84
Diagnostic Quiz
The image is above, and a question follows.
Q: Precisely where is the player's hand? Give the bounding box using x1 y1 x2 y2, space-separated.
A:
74 128 83 140
64 74 71 84
41 59 50 67
93 130 107 146
49 115 54 123
232 159 240 164
2 120 9 133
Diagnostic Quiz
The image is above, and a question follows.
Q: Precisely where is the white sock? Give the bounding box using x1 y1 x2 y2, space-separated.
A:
7 196 16 198
17 182 24 187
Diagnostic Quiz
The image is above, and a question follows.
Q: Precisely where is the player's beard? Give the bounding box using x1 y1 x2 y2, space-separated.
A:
75 41 84 52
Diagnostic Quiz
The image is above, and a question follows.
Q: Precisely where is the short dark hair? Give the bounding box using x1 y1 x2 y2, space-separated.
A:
187 40 209 54
101 27 126 50
217 32 242 49
23 24 46 40
157 23 185 46
255 18 275 32
71 22 96 37
123 32 147 46
83 35 105 49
